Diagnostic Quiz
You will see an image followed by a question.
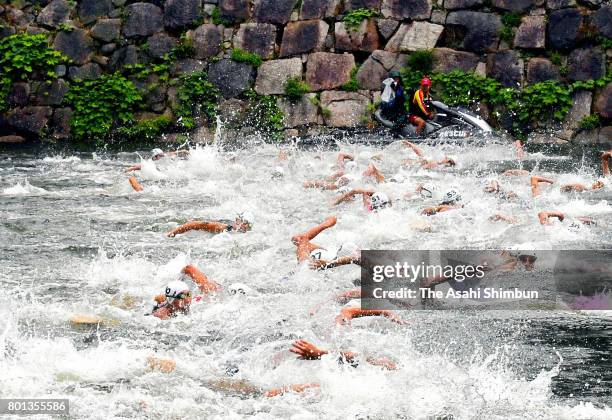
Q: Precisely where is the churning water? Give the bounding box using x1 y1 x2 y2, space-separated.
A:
0 135 611 419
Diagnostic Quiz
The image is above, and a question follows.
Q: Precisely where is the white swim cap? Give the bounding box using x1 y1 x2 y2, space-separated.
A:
309 247 338 262
441 189 461 205
370 192 391 210
164 280 190 302
271 166 284 179
151 148 164 158
229 282 253 295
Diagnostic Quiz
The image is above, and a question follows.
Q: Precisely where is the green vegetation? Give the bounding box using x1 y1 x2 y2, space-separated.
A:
343 8 379 31
244 90 285 141
500 12 522 43
173 71 220 130
0 33 67 111
548 51 563 66
211 6 231 26
117 115 174 141
599 37 612 50
284 77 310 100
231 48 263 67
172 33 196 59
124 60 171 82
401 50 435 89
578 115 601 131
65 74 142 140
341 66 360 92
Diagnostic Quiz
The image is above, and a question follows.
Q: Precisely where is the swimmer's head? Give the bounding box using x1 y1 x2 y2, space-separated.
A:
151 148 164 160
517 251 537 271
441 189 461 205
228 283 253 296
370 192 391 210
337 176 351 187
164 280 192 308
271 166 284 179
236 211 254 231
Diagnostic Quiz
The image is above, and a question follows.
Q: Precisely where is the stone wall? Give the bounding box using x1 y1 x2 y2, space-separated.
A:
0 0 610 144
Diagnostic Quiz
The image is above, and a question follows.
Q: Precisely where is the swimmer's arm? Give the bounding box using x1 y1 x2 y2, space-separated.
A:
125 164 142 173
560 183 588 192
166 220 228 237
332 189 371 206
602 151 611 176
265 383 319 398
337 152 354 167
502 169 530 176
421 204 458 216
538 211 564 225
303 180 337 190
489 213 517 223
514 140 526 158
128 176 144 192
530 176 554 197
402 141 425 158
335 308 406 325
325 170 345 182
310 255 361 270
181 264 220 294
152 305 173 320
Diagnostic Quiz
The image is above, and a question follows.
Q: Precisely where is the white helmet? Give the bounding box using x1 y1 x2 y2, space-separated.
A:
229 282 253 295
164 280 190 302
151 148 164 159
370 192 390 210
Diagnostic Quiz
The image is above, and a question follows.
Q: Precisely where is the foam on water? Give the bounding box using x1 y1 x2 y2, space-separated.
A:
0 138 611 419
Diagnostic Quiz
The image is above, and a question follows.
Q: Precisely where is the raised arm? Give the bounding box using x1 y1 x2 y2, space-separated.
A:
514 140 526 158
181 264 220 294
309 254 361 270
332 189 372 206
167 220 228 237
538 211 565 225
125 164 142 173
402 141 425 158
335 307 406 325
129 176 144 192
602 151 611 177
362 163 385 183
531 176 554 197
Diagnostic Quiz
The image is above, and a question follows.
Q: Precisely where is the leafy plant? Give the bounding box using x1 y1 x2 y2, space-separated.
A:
231 48 263 67
65 74 142 140
401 49 436 89
172 33 195 59
0 33 67 110
578 115 601 130
501 12 522 28
244 90 284 141
500 26 515 43
173 71 220 130
211 6 231 26
598 37 612 50
341 66 360 92
117 115 174 140
343 8 378 31
284 77 310 100
548 51 563 66
124 60 171 82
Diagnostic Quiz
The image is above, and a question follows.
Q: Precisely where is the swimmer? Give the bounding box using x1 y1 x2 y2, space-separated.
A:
560 180 604 193
421 188 462 216
151 264 220 319
530 176 554 197
125 148 190 172
401 141 456 169
335 307 406 325
291 216 359 270
166 212 253 237
537 211 595 226
483 180 518 200
289 339 397 370
332 189 391 212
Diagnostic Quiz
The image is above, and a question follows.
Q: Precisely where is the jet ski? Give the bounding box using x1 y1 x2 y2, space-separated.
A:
373 100 493 143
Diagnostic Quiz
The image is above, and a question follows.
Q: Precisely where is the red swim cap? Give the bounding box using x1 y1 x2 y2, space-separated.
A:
421 77 431 87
